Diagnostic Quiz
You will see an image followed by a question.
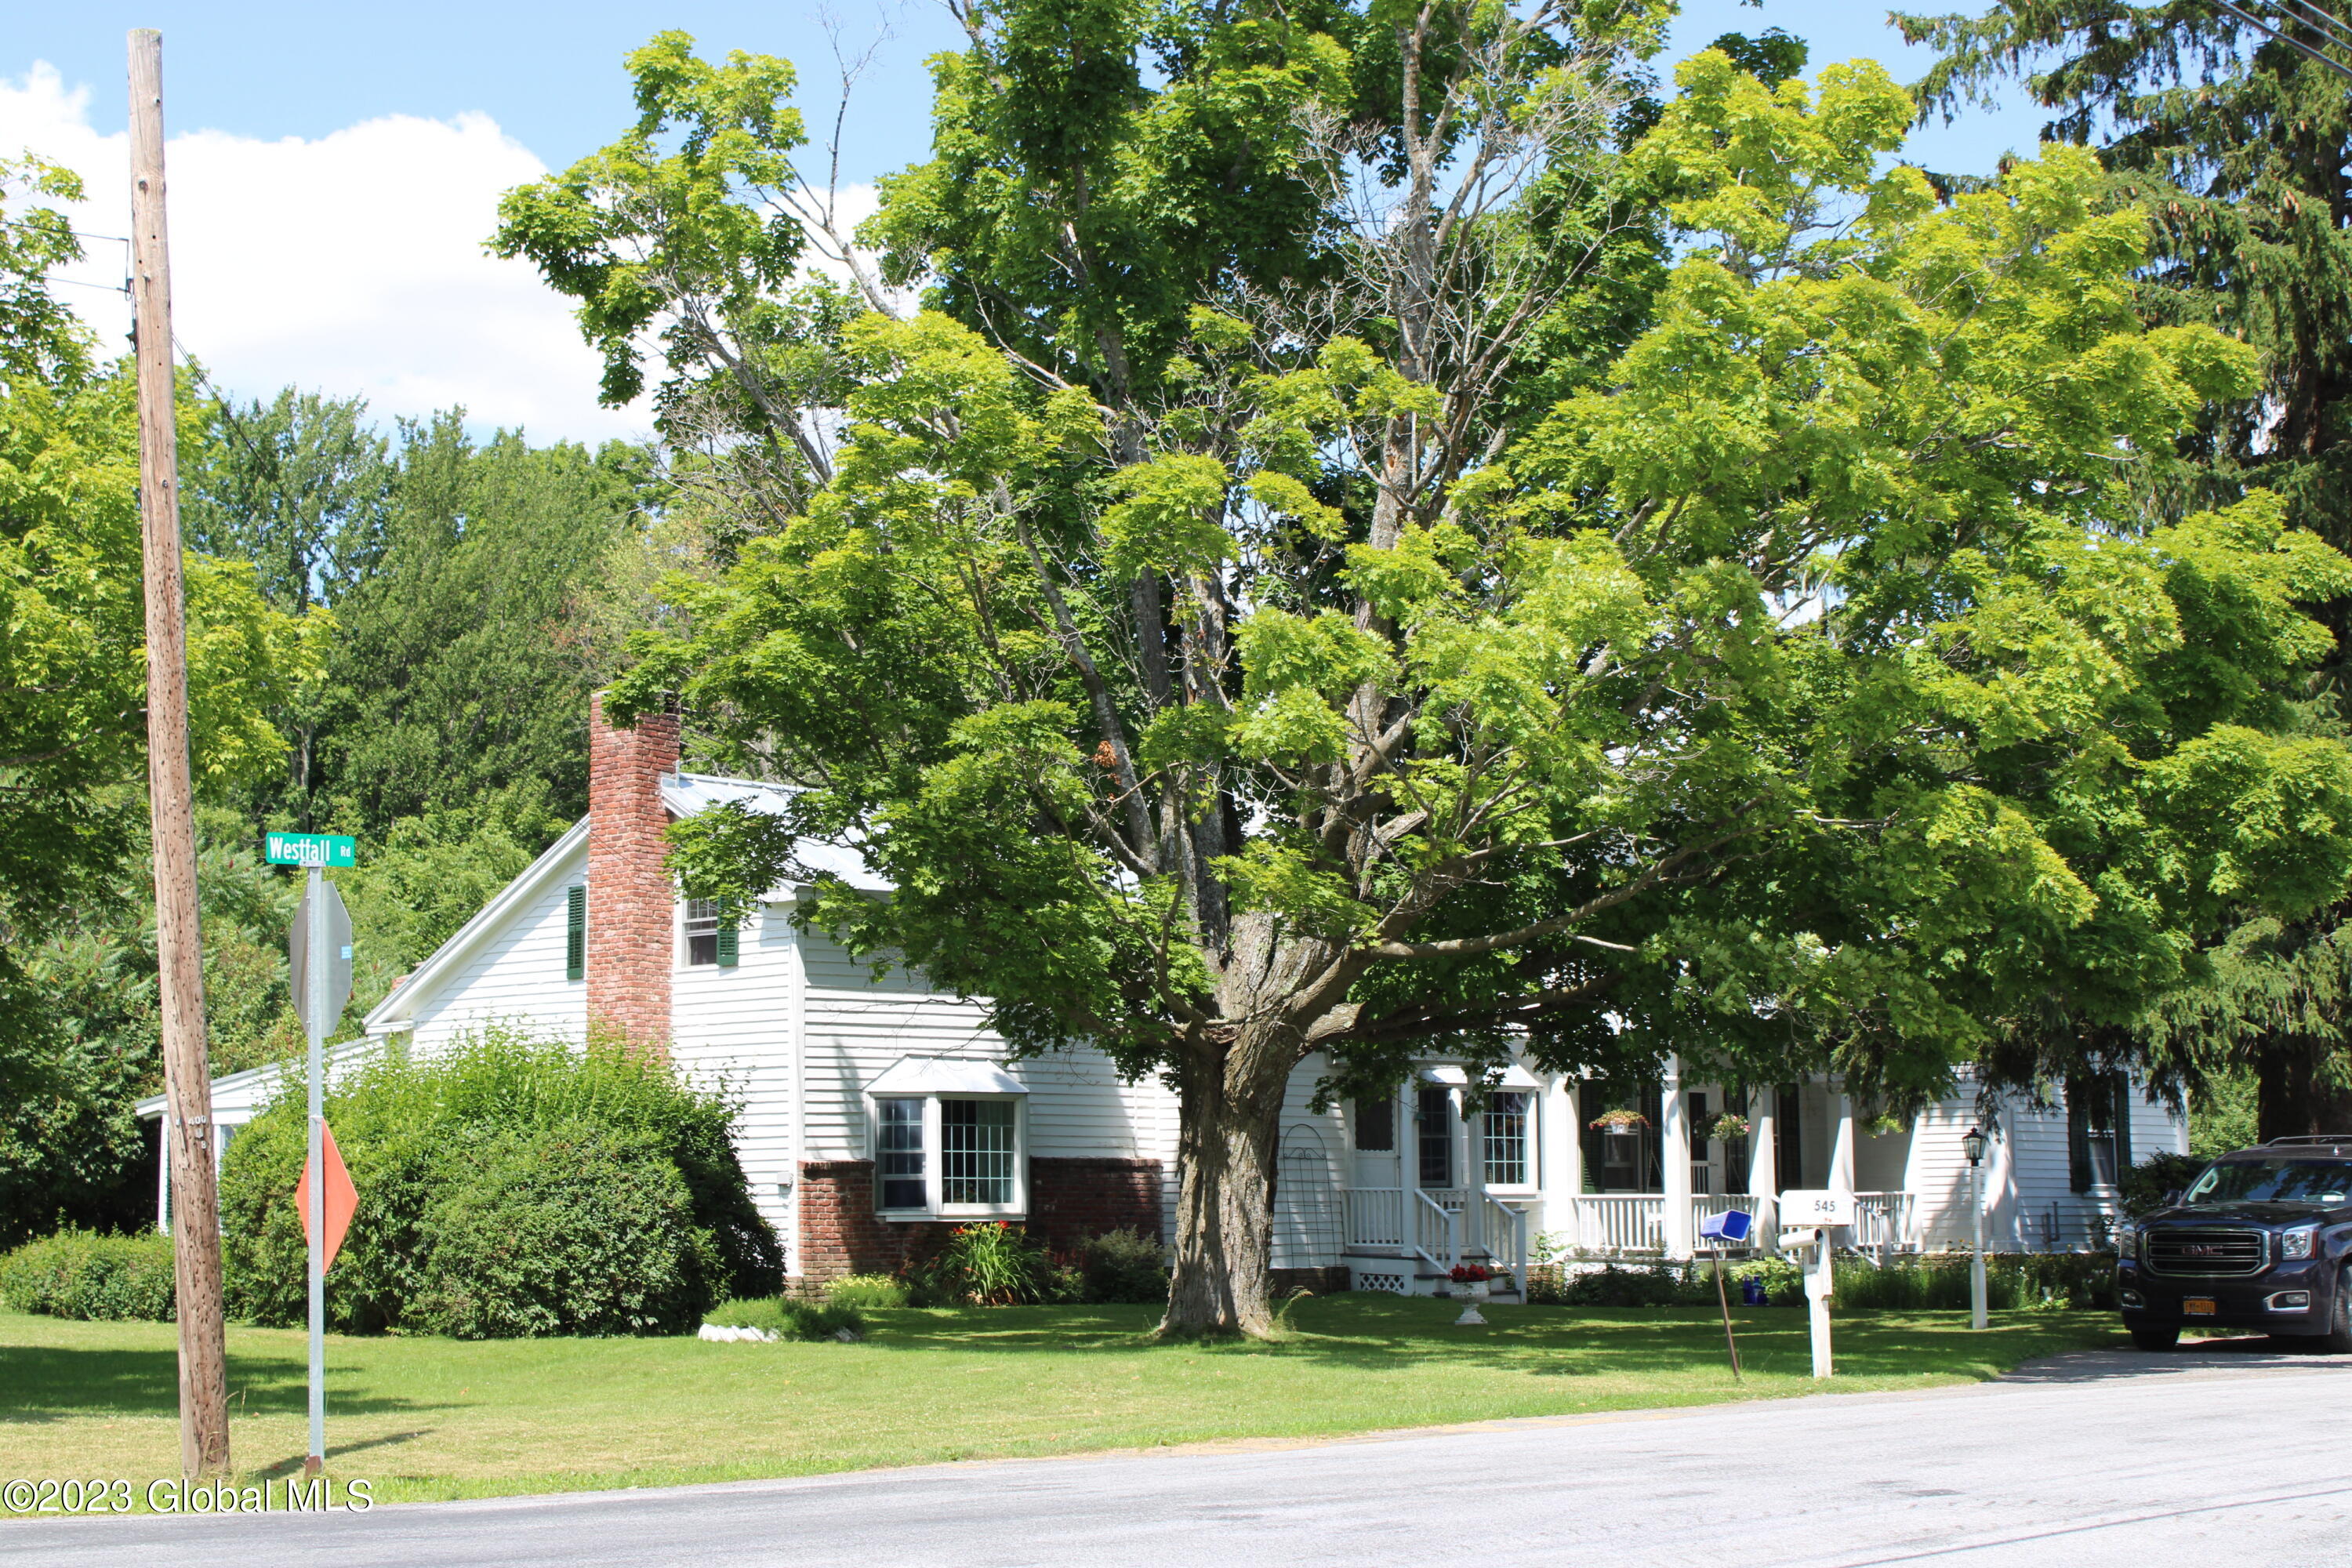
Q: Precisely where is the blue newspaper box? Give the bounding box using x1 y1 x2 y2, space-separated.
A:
1697 1208 1754 1245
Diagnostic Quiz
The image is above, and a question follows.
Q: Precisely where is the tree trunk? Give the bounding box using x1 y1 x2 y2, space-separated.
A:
1159 1028 1298 1338
2256 1033 2352 1142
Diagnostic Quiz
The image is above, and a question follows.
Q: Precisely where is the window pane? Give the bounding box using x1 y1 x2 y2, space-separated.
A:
1417 1087 1453 1187
1354 1096 1395 1152
941 1099 1017 1205
1483 1091 1528 1185
684 898 720 967
878 1098 925 1208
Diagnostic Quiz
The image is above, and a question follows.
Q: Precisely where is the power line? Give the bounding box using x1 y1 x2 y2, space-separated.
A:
2274 0 2352 53
2215 0 2352 83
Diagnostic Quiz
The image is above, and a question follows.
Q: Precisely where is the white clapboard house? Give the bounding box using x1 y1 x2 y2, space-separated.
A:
141 699 2190 1292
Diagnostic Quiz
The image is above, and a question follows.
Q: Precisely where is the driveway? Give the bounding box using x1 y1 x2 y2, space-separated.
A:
16 1338 2347 1567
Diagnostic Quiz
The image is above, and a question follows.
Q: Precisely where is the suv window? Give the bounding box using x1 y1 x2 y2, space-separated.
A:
2184 1160 2352 1205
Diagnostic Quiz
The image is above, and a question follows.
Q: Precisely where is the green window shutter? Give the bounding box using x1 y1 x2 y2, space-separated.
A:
2111 1072 2132 1176
715 900 739 968
566 886 586 981
2066 1078 2092 1195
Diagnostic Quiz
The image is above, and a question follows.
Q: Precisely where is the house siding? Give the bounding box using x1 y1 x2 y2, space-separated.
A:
399 841 589 1054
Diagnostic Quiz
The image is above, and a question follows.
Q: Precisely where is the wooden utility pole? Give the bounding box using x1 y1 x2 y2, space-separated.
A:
130 26 230 1479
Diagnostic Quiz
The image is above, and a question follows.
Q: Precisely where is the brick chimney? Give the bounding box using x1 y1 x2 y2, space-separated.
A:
587 692 681 1051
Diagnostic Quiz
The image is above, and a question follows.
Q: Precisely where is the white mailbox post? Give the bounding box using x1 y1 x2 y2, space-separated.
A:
1778 1189 1854 1378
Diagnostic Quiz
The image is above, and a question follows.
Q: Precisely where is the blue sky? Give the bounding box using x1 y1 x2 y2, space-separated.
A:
7 2 2052 441
23 1 2047 176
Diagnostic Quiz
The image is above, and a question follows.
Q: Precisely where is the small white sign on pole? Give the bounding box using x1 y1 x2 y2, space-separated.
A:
1778 1189 1857 1229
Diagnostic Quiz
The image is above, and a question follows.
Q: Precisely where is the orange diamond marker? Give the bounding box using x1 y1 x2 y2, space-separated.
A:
294 1120 358 1272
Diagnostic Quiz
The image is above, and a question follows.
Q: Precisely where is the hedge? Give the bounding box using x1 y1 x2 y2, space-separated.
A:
1526 1251 2119 1312
0 1229 176 1320
220 1025 782 1338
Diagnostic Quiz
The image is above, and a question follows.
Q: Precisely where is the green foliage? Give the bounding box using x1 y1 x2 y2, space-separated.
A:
1076 1226 1170 1305
219 1026 781 1336
1525 1253 2117 1310
317 416 651 833
537 15 2352 1331
703 1295 869 1341
183 385 396 614
2119 1150 2209 1216
822 1272 910 1308
916 1222 1060 1306
0 1229 176 1321
2190 1065 2261 1158
1899 0 2352 1134
405 1123 720 1338
0 156 320 1236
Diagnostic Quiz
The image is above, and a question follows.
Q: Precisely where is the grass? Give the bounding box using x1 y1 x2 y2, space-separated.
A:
0 1296 2124 1508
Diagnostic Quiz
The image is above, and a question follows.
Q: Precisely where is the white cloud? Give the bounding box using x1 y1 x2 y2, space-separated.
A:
1 61 648 445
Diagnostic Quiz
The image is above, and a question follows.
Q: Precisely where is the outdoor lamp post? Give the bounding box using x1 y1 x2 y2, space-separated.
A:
1962 1126 1989 1330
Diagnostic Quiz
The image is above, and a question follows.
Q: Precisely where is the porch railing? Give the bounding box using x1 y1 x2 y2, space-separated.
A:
1851 1191 1920 1257
1557 1191 1920 1258
1345 1187 1526 1283
1411 1189 1455 1271
1344 1187 1406 1250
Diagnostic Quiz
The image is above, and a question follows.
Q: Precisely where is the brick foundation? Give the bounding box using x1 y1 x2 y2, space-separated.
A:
1271 1265 1352 1296
796 1156 1163 1283
586 693 679 1051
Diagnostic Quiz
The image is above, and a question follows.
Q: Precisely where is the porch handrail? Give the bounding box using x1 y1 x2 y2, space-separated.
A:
1412 1189 1457 1272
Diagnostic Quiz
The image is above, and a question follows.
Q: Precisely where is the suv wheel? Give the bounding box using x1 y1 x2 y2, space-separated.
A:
2129 1325 2179 1352
2322 1270 2352 1355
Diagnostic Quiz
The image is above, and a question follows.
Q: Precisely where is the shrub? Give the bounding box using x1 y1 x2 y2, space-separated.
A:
2121 1151 2211 1217
1077 1227 1167 1305
706 1296 869 1341
0 1229 176 1320
825 1272 909 1308
1525 1252 2116 1312
407 1123 720 1338
919 1221 1054 1305
220 1025 782 1336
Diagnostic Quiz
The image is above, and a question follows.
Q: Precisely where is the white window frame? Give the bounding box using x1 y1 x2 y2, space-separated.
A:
1482 1089 1539 1192
679 898 721 968
867 1092 1029 1220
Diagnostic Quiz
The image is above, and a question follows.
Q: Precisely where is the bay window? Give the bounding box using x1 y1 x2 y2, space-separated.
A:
866 1057 1029 1218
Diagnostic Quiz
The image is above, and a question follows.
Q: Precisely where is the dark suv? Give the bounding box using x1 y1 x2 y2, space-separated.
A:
2116 1137 2352 1352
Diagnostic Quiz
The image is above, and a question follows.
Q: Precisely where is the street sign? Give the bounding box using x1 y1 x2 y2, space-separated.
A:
1779 1189 1857 1228
265 832 356 868
289 879 354 1038
1699 1208 1754 1244
294 1122 358 1272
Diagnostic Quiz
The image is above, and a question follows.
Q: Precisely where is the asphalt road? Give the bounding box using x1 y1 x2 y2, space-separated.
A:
16 1340 2349 1568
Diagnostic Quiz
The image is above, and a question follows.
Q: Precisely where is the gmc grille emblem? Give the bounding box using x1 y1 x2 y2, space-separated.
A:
2184 1245 2225 1256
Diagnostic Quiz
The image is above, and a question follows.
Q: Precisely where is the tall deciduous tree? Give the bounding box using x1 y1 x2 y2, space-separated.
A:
506 20 2352 1332
1900 1 2352 1135
0 156 318 1104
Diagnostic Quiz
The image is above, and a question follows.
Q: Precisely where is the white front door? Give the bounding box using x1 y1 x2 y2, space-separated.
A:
1352 1089 1403 1189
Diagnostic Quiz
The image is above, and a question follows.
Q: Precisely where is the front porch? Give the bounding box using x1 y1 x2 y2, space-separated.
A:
1333 1058 1925 1294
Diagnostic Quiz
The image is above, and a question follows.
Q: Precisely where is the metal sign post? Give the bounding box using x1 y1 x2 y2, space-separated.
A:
1779 1189 1854 1380
272 833 354 1475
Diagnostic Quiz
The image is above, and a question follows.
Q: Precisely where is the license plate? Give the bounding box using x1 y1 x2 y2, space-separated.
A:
2183 1298 2217 1316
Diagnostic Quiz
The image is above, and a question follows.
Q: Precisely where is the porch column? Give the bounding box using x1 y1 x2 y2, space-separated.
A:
1747 1085 1777 1240
1661 1055 1694 1259
1831 1080 1857 1196
1555 1076 1584 1251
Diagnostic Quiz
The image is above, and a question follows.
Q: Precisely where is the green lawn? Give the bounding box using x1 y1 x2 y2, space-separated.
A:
0 1297 2122 1507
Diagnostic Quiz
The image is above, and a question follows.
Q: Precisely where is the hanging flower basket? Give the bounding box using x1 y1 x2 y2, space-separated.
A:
1708 1112 1752 1142
1589 1109 1650 1138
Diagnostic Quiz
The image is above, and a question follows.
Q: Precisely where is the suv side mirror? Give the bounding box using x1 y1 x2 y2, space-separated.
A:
2162 1189 2183 1207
